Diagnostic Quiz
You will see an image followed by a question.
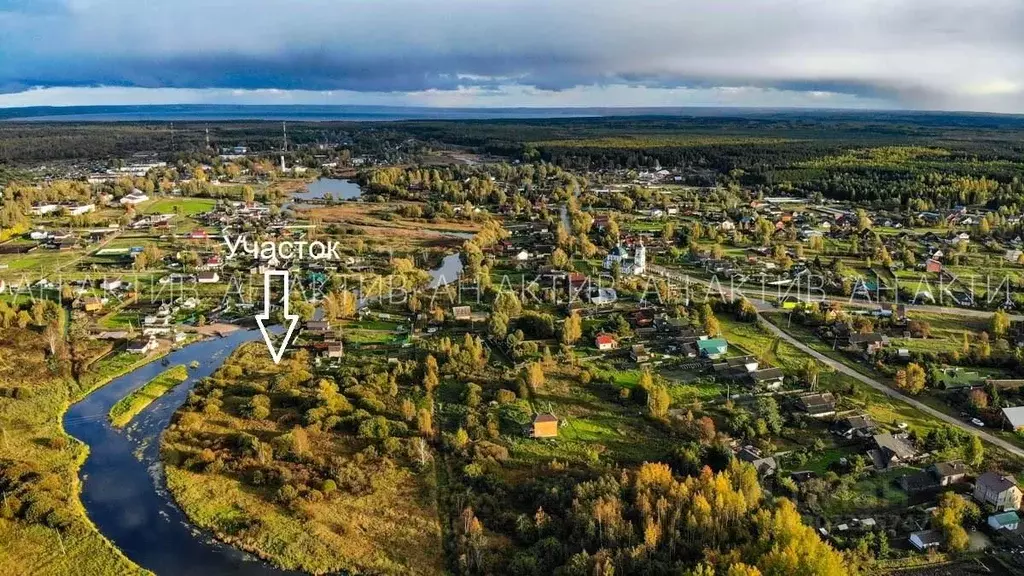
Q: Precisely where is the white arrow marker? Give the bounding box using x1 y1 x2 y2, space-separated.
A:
256 270 300 364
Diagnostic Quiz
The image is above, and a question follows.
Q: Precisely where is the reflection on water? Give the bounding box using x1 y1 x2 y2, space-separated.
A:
64 330 300 575
291 178 362 201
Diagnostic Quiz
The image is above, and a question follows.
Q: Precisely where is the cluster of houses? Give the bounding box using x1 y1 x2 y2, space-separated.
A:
302 319 345 363
909 470 1024 551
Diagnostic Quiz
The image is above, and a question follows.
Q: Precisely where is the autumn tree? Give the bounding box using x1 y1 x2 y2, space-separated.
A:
423 354 440 395
895 363 926 394
562 310 583 345
700 304 721 337
965 434 984 467
991 309 1010 338
526 362 545 392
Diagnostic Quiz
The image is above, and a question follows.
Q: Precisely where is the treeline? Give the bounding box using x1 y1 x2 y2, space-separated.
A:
0 121 404 164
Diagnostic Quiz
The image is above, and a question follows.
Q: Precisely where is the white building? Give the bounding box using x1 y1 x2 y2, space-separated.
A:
65 203 95 216
30 203 59 216
604 242 646 275
120 190 150 205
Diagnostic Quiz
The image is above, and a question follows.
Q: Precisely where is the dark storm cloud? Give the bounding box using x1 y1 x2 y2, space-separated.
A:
2 0 1024 110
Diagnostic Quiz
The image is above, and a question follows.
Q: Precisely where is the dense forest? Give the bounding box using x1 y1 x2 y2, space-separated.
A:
5 109 1024 208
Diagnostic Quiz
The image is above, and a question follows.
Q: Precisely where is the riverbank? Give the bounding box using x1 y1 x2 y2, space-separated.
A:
0 327 148 576
108 365 189 428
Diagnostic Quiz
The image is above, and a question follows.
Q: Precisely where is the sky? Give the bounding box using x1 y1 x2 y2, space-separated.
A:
1 0 1023 112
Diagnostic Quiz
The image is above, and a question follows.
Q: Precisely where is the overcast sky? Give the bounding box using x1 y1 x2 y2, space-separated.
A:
1 0 1023 112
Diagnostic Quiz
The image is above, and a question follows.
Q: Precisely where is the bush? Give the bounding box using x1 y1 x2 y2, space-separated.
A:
496 389 517 404
382 437 402 455
358 416 391 439
45 508 74 530
276 484 299 503
22 497 56 524
321 479 337 496
48 436 69 450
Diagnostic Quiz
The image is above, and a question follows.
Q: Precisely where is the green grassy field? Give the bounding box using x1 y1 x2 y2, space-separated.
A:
108 365 189 428
141 197 217 216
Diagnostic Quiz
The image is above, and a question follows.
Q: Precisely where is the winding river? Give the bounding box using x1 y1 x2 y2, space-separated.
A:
64 329 301 575
64 257 462 575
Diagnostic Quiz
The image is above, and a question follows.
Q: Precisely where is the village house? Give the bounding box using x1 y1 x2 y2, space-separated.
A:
736 445 777 478
712 356 760 379
931 461 970 485
974 472 1023 511
697 338 729 359
1001 406 1024 431
831 414 877 439
795 392 837 418
80 296 103 312
197 271 220 284
749 368 785 391
909 529 943 551
595 333 618 351
120 190 150 205
870 433 918 470
452 306 472 321
631 344 651 363
899 461 969 493
325 342 344 359
126 337 159 355
848 332 888 356
304 320 331 334
528 413 559 438
100 278 123 291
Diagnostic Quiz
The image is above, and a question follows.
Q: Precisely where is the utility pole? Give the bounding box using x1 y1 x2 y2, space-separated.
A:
169 122 175 152
282 122 288 152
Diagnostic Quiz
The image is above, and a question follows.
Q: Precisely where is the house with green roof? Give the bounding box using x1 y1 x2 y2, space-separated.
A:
932 367 983 391
697 338 729 359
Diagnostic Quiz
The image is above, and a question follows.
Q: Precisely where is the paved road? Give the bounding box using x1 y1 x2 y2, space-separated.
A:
645 263 1024 458
646 264 1024 321
757 316 1024 459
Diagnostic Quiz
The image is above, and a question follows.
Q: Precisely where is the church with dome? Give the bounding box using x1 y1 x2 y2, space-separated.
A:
604 241 646 275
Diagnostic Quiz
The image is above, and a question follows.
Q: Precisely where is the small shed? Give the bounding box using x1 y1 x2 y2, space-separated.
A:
529 413 559 438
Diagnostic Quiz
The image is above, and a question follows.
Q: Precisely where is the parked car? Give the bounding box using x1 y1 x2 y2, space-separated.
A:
971 418 985 427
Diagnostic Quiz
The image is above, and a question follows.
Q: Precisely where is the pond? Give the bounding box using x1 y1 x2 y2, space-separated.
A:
291 178 363 201
429 253 464 288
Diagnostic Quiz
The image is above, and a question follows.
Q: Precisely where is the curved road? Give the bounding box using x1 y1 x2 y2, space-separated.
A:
757 316 1024 459
644 264 1024 459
